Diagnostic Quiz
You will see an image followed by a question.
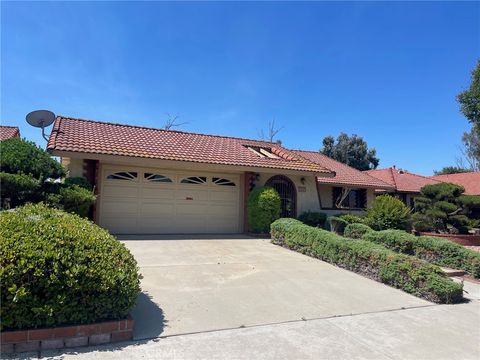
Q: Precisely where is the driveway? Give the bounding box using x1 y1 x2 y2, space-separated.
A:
122 235 430 340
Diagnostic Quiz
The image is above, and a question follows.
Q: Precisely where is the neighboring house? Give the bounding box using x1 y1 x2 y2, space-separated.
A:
292 150 394 215
0 125 20 141
430 172 480 195
365 167 442 208
48 116 336 234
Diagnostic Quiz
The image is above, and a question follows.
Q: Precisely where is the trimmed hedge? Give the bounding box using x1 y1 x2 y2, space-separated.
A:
344 223 374 239
361 230 480 278
271 218 463 303
0 204 141 330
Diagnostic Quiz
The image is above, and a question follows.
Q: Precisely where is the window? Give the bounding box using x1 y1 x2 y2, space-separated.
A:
244 145 280 159
213 177 236 186
144 173 173 183
332 187 366 209
180 176 207 185
106 171 138 181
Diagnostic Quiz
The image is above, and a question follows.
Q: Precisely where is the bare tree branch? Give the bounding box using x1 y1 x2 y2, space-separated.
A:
259 118 284 143
163 113 188 130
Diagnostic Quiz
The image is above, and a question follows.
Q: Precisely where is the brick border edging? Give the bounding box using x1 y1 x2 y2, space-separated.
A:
0 317 133 354
419 232 480 246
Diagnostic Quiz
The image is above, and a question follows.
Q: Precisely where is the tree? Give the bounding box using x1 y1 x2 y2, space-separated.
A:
259 119 283 143
457 128 480 171
434 166 471 175
163 113 187 130
0 138 95 216
412 183 480 234
320 133 379 171
457 60 480 129
0 138 65 179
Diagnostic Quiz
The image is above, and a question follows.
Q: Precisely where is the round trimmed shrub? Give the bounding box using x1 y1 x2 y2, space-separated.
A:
248 186 281 233
0 203 140 330
366 194 411 231
344 223 374 239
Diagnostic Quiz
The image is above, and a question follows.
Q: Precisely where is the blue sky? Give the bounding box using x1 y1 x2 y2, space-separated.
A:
2 2 479 175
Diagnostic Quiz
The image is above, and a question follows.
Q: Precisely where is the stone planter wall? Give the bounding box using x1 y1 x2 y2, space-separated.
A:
0 317 133 354
419 232 480 246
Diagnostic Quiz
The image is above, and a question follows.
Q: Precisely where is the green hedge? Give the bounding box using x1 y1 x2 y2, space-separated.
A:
271 218 463 304
361 230 480 278
344 223 374 239
248 186 281 233
0 204 141 330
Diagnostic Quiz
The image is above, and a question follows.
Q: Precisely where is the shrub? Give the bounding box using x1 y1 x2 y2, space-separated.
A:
298 211 327 227
270 218 463 304
365 195 411 231
0 137 64 180
64 176 93 190
338 213 365 225
0 204 141 330
328 216 348 234
0 172 40 208
344 223 374 239
248 186 281 233
59 185 96 218
362 229 480 278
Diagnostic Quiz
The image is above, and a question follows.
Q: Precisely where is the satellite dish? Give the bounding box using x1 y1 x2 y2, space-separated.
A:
26 110 56 141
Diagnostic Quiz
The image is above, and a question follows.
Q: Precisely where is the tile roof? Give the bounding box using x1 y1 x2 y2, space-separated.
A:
365 168 442 193
292 150 395 190
47 116 332 174
430 172 480 195
0 126 20 141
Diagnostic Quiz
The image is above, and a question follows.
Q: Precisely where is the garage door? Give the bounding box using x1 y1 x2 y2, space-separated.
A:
99 166 241 234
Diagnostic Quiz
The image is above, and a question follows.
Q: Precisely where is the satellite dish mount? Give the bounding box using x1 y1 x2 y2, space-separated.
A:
26 110 56 141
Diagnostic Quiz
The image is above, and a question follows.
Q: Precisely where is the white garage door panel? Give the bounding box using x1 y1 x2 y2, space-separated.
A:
210 191 237 202
103 185 139 198
99 167 240 234
102 200 138 214
140 203 175 216
141 187 176 200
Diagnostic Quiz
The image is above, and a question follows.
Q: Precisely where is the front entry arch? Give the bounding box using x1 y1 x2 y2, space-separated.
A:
265 175 297 218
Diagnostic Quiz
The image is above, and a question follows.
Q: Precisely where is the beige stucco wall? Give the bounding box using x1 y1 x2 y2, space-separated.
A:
256 172 321 215
61 157 84 178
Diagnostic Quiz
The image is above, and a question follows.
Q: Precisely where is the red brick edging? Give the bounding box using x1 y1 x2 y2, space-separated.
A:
419 232 480 246
0 317 133 354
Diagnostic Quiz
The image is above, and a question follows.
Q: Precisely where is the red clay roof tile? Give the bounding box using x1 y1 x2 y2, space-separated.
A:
366 168 442 193
292 150 395 190
430 172 480 195
47 116 332 174
0 126 20 141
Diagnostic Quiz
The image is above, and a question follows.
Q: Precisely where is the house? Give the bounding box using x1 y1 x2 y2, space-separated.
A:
0 125 20 141
47 116 394 234
365 167 443 207
48 116 338 234
430 172 480 195
292 150 394 214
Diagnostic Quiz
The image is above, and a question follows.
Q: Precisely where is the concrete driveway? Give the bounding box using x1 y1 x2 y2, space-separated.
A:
122 235 431 340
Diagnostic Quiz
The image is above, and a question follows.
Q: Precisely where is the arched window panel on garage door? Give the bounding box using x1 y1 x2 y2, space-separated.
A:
180 176 207 185
144 173 173 183
106 171 138 181
212 177 236 186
